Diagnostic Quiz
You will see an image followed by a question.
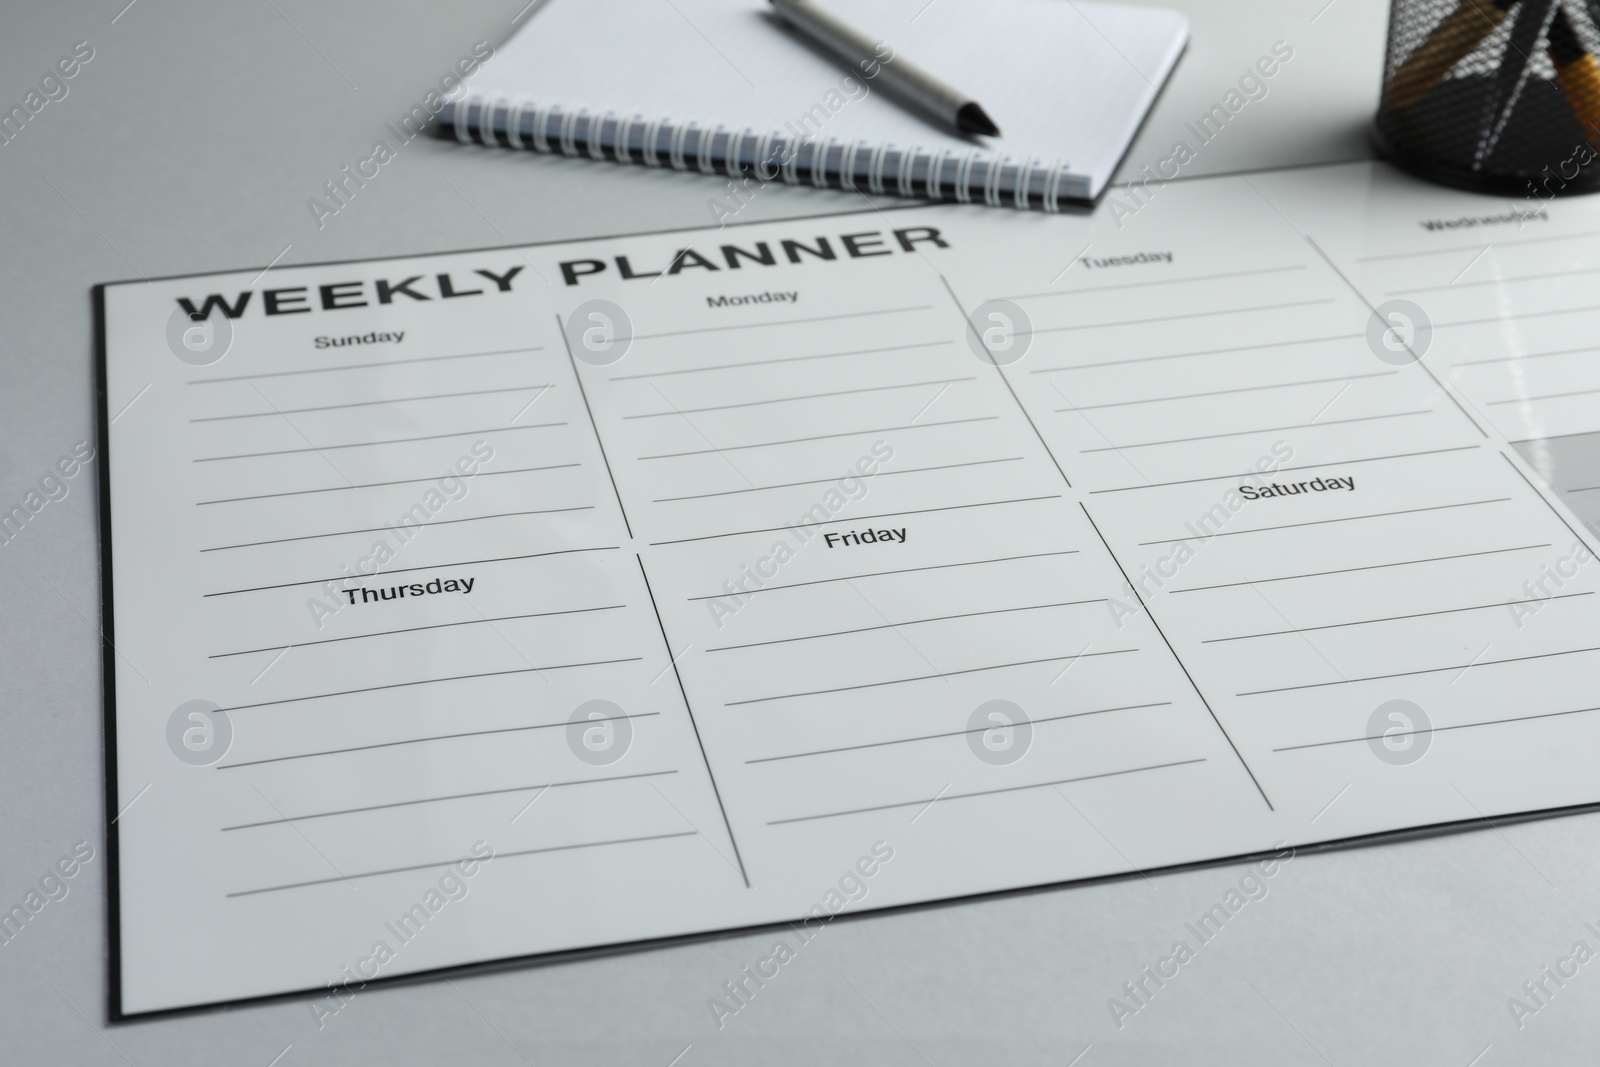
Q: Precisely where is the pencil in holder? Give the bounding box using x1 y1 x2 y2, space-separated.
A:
1374 0 1600 195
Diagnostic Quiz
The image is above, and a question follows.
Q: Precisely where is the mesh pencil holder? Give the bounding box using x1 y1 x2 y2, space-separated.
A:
1374 0 1600 195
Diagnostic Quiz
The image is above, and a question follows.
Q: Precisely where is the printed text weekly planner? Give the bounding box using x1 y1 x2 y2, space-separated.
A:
99 161 1600 1014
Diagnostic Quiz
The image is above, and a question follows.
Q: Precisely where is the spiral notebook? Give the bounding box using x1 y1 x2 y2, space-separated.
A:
441 0 1188 208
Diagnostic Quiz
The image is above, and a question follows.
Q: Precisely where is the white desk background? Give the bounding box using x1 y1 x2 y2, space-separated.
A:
6 0 1598 1062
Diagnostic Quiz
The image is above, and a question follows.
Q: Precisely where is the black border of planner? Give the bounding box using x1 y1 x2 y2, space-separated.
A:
92 192 1600 1023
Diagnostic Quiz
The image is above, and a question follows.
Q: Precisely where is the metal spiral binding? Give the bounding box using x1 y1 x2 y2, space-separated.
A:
669 120 693 171
754 130 780 179
454 94 1075 211
589 112 612 162
504 95 527 150
839 140 862 190
867 140 891 194
562 107 583 156
896 145 917 198
924 147 948 199
781 134 803 184
532 99 553 153
698 125 722 175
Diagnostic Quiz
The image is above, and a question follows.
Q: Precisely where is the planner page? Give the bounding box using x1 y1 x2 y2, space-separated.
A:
98 163 1600 1015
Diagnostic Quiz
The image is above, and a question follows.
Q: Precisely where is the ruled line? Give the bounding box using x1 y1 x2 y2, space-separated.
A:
1090 446 1479 494
1138 497 1510 546
726 649 1138 707
221 770 679 830
204 545 620 597
209 604 626 659
1389 264 1600 295
653 457 1022 502
625 378 973 419
607 340 952 381
1354 229 1600 261
1028 332 1364 375
1454 345 1600 367
187 346 543 385
1204 592 1593 644
631 304 931 340
217 657 643 711
1056 372 1397 412
638 416 998 460
1168 543 1551 594
1082 410 1433 453
197 463 581 505
1004 265 1305 301
707 599 1106 652
192 384 553 422
1436 304 1600 330
216 711 657 768
1035 298 1334 335
747 702 1172 764
1488 385 1600 405
1510 428 1600 445
1274 704 1600 752
767 759 1206 825
650 494 1061 546
684 549 1079 601
225 832 697 897
1239 646 1600 696
194 422 565 462
200 505 593 552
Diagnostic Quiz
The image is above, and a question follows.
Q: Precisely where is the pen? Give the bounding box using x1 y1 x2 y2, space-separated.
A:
1383 0 1514 110
1547 5 1600 140
767 0 1001 137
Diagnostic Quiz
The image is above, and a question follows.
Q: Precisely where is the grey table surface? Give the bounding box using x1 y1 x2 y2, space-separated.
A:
5 1 1600 1063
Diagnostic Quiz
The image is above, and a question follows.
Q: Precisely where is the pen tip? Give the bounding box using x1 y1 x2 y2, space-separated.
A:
957 103 1000 137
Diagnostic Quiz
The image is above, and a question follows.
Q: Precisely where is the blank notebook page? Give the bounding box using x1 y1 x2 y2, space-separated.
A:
469 0 1188 197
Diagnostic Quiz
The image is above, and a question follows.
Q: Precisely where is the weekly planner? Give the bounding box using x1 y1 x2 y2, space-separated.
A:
98 160 1600 1014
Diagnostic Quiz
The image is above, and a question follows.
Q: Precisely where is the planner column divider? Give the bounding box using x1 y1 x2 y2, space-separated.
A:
636 554 751 889
1301 234 1489 439
554 315 751 887
557 314 634 539
1075 504 1274 811
936 272 1274 811
936 274 1073 489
